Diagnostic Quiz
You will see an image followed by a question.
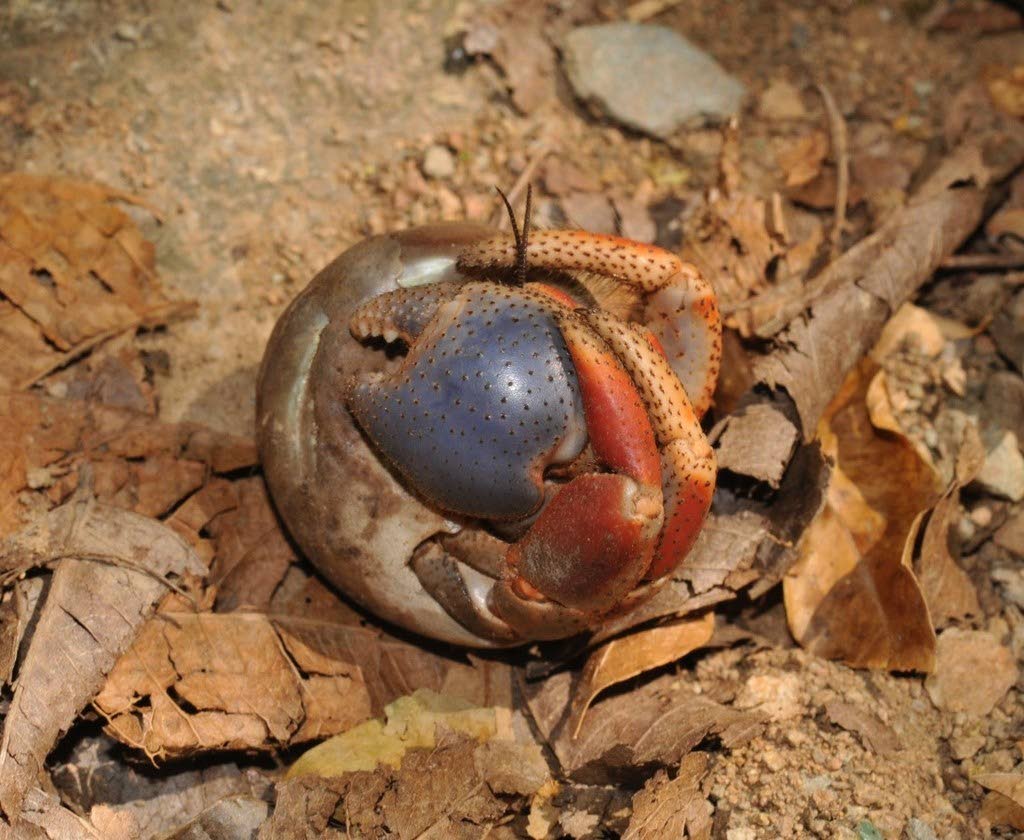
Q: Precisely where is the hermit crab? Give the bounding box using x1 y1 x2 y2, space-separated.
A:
257 201 721 647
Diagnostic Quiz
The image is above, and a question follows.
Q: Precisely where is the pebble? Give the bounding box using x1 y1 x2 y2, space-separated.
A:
562 22 745 138
905 817 939 840
972 432 1024 502
115 22 141 43
759 79 807 121
421 144 455 179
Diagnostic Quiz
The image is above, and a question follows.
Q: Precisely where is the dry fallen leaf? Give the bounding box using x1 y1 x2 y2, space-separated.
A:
0 173 191 391
784 361 942 671
986 64 1024 119
777 130 829 187
977 773 1024 830
568 612 714 737
51 733 271 840
286 688 541 783
97 609 514 758
0 392 256 538
0 498 207 823
463 0 555 114
261 729 536 838
524 671 763 785
622 753 713 840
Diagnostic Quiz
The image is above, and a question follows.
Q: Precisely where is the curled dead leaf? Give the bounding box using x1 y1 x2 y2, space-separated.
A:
0 498 206 822
784 360 941 671
568 612 714 738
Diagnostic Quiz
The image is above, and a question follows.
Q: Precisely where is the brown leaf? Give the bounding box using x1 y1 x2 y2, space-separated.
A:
622 753 713 840
715 400 800 487
260 733 516 839
913 486 981 628
0 499 206 821
977 774 1024 829
986 64 1024 119
824 700 902 754
569 613 714 737
523 671 762 785
755 141 1011 431
97 609 513 758
51 733 271 840
205 476 298 611
777 130 829 188
463 1 555 114
0 392 256 538
784 361 941 671
0 173 192 391
924 628 1017 717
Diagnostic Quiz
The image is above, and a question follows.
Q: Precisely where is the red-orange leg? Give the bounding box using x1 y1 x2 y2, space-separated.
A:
501 311 665 615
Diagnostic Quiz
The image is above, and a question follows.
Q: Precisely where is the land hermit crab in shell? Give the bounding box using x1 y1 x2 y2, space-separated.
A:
257 190 722 647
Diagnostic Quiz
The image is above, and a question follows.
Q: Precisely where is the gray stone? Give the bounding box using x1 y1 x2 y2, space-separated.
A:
982 371 1024 444
972 431 1024 502
562 23 745 138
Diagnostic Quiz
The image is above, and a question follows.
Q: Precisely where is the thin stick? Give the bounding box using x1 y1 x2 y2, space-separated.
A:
626 0 684 22
816 82 849 261
490 139 551 229
939 253 1024 272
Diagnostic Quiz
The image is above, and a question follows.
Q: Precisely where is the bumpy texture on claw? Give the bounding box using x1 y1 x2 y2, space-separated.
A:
347 283 588 521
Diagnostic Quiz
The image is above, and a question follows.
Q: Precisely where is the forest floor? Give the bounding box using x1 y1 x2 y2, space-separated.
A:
1 1 1024 838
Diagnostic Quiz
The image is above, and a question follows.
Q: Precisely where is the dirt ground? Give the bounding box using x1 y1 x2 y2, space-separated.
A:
2 1 1024 838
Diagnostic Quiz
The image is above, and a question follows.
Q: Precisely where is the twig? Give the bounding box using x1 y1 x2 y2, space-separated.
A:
490 140 551 229
918 0 957 30
626 0 684 22
816 83 848 261
939 252 1024 272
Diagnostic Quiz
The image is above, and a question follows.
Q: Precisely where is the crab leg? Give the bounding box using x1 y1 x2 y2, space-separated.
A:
583 310 716 580
501 311 665 615
458 229 722 417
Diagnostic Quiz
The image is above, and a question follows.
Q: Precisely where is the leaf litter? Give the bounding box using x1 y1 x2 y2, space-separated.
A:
3 2 1024 836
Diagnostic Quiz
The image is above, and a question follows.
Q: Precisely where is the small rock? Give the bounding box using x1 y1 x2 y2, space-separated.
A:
734 673 804 720
725 828 757 840
991 567 1024 609
612 196 656 243
925 628 1018 717
560 192 616 234
995 509 1024 557
983 371 1024 447
905 818 938 840
989 289 1024 373
970 505 993 527
948 732 986 761
973 432 1024 501
421 144 455 179
759 79 807 121
562 23 745 138
115 22 141 42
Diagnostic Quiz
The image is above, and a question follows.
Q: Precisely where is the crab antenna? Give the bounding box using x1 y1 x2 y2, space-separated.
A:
495 186 523 255
495 185 532 285
518 184 532 286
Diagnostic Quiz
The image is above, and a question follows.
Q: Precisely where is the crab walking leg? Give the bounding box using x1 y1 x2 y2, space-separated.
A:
500 312 665 616
583 310 716 580
458 230 722 417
